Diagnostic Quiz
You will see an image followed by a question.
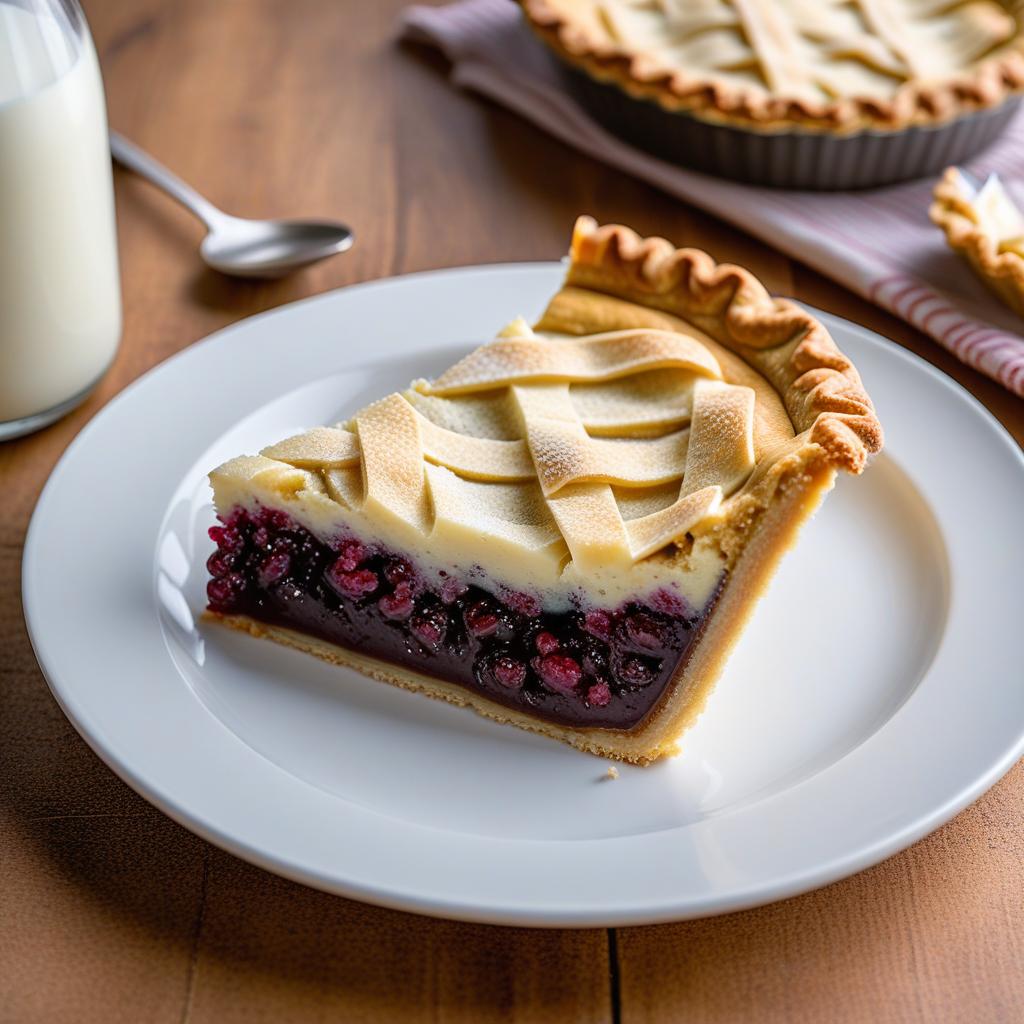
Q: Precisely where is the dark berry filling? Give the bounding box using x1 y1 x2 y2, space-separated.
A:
205 506 720 730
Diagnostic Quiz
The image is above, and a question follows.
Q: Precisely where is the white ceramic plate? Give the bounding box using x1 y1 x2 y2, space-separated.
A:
23 264 1024 927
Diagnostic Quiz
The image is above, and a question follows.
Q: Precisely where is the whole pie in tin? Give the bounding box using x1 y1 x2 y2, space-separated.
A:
520 0 1024 188
204 219 883 764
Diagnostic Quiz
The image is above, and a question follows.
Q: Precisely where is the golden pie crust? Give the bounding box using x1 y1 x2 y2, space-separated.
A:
519 0 1024 133
931 165 1024 318
208 218 883 764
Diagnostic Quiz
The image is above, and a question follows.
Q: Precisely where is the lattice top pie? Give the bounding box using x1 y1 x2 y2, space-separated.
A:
520 0 1024 132
932 166 1024 317
206 219 882 764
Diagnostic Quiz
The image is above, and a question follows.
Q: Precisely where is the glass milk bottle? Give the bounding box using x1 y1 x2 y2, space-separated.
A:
0 0 121 440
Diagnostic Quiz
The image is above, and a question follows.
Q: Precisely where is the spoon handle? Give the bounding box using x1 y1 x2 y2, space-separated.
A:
109 132 225 230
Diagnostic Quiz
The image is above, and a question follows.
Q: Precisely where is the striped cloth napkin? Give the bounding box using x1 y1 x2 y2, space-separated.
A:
401 0 1024 398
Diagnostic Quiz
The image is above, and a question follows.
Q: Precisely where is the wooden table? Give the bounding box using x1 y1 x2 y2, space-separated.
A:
2 2 1021 1020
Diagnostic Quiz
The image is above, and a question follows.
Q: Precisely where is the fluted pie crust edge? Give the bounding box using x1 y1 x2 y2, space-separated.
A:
519 0 1024 134
559 218 882 477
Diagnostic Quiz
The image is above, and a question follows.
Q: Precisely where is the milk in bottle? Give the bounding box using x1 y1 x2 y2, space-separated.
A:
0 0 121 438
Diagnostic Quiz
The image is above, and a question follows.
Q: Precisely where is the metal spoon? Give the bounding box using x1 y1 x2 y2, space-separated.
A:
110 132 354 278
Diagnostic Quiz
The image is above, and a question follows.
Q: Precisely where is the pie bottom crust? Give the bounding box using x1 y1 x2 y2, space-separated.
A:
205 453 836 765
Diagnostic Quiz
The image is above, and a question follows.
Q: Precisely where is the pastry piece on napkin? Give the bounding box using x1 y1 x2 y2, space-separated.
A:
932 168 1024 320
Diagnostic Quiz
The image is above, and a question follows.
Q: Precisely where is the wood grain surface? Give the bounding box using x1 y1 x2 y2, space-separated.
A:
1 2 1021 1021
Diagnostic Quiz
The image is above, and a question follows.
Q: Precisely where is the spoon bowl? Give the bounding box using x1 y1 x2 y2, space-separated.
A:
200 217 354 278
110 132 354 278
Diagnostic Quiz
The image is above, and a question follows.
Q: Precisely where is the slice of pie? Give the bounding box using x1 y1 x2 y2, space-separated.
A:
204 219 882 764
931 166 1024 318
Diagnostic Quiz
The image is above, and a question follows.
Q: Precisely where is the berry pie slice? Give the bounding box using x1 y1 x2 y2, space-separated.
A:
205 219 883 764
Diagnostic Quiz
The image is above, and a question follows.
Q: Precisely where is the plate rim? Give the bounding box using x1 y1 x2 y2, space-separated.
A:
22 263 1024 927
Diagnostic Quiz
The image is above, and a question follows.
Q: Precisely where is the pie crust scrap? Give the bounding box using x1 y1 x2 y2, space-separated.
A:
519 0 1024 133
931 165 1024 317
205 218 883 765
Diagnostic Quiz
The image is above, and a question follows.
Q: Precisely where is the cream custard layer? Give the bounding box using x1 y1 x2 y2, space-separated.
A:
209 454 728 614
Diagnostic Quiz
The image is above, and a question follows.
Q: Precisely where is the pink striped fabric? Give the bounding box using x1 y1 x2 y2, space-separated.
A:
401 0 1024 397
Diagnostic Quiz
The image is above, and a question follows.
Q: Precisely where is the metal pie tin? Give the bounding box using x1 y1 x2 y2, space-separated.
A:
561 64 1020 190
